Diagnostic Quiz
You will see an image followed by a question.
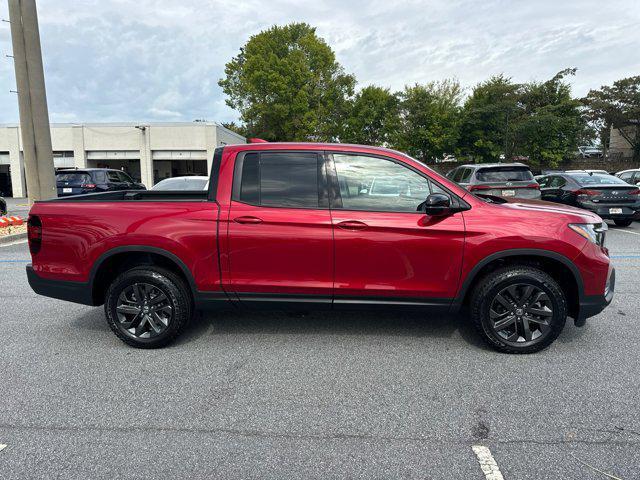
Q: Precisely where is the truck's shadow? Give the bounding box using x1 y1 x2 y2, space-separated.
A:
176 308 489 350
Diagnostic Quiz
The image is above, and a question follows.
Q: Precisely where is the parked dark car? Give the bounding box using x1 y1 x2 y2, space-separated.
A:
0 195 6 216
55 168 146 197
446 163 540 199
538 172 640 227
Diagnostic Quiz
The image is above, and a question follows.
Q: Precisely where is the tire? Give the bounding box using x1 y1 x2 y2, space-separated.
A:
614 219 633 227
470 266 567 354
105 266 192 348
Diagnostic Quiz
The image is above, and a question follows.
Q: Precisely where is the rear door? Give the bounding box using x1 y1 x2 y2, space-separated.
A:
328 152 465 303
226 151 334 303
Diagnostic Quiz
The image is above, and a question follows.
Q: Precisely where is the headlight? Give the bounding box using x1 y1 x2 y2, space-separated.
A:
569 223 607 246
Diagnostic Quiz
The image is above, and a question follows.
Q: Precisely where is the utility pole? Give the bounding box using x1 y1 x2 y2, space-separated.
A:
8 0 55 202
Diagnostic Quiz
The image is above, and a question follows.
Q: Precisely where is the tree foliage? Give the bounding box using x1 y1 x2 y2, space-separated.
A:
218 23 355 142
584 76 640 160
459 75 519 162
341 85 399 145
393 80 464 161
219 24 607 167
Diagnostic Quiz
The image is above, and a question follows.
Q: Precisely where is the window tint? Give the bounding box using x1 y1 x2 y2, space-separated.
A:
459 168 473 183
56 172 91 184
237 152 319 208
537 176 549 188
619 171 635 183
333 154 437 212
452 168 464 182
570 173 628 186
94 171 107 183
107 171 121 182
548 176 566 188
118 171 134 183
476 167 534 182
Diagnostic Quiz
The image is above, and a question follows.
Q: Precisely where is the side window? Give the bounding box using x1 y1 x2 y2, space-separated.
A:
236 152 320 208
459 168 473 183
633 172 640 184
537 176 549 188
118 171 134 183
107 171 121 182
332 154 435 213
94 171 107 183
452 168 464 182
618 172 633 183
548 176 566 188
446 168 458 180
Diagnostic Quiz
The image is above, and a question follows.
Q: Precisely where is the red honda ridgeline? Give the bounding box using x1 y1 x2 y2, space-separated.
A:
26 143 614 353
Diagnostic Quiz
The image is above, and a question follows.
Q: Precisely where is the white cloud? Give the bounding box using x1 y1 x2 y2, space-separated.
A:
0 0 638 124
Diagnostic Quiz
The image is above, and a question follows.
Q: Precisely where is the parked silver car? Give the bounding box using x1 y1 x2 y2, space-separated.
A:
446 163 541 199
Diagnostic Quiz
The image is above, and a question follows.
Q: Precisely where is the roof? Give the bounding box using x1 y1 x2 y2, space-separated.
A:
452 163 528 169
226 142 409 157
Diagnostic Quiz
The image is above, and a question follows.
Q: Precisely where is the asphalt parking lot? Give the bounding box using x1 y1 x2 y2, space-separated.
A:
0 220 639 479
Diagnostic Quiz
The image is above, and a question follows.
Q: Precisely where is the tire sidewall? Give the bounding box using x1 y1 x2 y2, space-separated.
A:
476 269 567 353
105 268 190 348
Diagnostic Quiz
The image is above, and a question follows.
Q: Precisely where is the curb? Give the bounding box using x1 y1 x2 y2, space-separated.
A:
0 232 27 246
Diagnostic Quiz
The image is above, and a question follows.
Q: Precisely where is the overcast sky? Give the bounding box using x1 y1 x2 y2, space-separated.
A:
0 0 638 124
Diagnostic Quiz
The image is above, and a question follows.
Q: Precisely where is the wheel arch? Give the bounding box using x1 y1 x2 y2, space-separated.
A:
452 249 584 320
89 246 197 306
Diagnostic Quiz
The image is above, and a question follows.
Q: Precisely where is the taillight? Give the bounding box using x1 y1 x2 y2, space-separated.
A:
575 189 599 196
468 185 492 192
628 188 640 195
81 183 96 189
526 183 540 190
27 215 42 255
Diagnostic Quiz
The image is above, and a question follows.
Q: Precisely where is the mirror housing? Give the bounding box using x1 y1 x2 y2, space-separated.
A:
422 193 451 216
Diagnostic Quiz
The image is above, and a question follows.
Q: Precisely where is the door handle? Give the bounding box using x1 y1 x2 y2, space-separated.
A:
233 216 263 224
336 220 368 231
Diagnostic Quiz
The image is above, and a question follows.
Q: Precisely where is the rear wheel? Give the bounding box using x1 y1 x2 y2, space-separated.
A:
470 266 567 354
105 266 192 348
614 219 633 227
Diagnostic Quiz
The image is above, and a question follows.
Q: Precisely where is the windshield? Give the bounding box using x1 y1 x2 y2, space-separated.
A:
152 177 208 191
571 174 629 186
56 173 91 184
476 167 533 182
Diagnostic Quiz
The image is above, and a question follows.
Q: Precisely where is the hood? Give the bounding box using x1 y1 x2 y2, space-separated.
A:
497 197 602 223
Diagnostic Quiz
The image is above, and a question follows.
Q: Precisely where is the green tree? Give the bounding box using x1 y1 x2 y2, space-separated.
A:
341 85 400 145
459 75 519 162
584 76 640 160
393 79 463 161
511 68 585 168
218 23 355 142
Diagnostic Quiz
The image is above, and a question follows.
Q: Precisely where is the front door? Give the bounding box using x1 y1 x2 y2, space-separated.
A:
226 151 333 304
328 153 465 303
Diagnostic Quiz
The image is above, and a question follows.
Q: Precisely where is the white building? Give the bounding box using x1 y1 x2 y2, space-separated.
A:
0 122 245 197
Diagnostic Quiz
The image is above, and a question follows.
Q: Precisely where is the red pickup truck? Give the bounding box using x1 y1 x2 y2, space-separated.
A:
26 143 614 353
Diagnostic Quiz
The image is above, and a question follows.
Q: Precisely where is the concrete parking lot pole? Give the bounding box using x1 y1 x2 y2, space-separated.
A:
8 0 56 202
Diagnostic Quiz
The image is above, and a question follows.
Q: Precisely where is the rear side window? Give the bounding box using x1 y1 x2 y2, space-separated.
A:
56 173 91 184
107 171 121 182
237 152 320 208
459 168 473 183
476 167 533 182
94 171 107 183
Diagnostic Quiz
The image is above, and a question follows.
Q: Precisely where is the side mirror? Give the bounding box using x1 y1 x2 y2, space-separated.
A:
422 193 451 216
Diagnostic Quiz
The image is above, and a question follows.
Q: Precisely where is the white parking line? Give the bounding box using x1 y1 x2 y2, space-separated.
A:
472 445 505 480
0 444 7 452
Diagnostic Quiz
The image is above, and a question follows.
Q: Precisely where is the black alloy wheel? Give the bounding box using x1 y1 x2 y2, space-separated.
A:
105 266 192 348
489 283 552 345
470 266 567 354
115 282 173 339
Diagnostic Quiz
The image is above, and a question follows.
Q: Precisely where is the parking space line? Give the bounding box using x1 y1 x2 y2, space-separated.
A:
0 444 6 452
472 445 505 480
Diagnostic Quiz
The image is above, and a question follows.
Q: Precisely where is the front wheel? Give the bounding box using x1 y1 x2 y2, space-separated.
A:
614 219 633 227
105 266 192 348
470 266 567 354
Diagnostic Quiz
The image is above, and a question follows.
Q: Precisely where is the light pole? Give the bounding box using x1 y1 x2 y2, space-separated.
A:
8 0 55 202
